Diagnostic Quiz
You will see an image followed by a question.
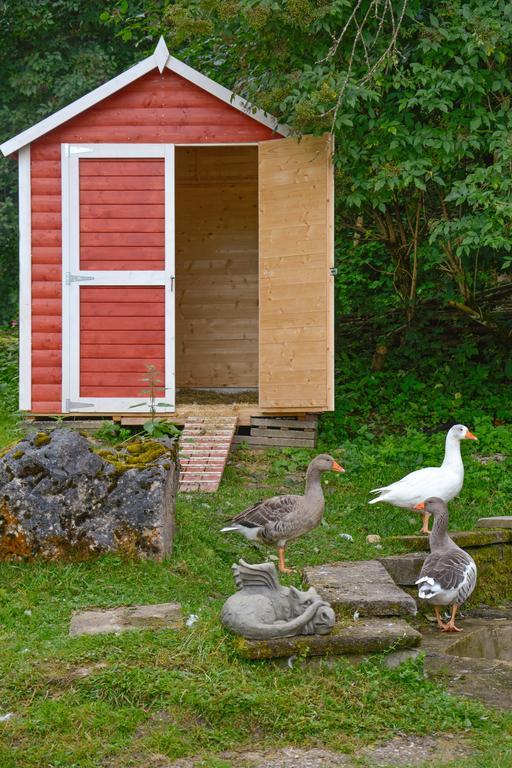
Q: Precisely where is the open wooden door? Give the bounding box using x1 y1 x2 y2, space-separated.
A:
258 134 334 411
61 143 175 413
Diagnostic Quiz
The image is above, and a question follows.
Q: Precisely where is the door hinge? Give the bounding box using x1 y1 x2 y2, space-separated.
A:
330 267 338 277
65 272 95 285
65 399 94 410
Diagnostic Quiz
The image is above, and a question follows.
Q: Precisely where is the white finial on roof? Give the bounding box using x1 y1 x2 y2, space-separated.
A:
154 36 170 73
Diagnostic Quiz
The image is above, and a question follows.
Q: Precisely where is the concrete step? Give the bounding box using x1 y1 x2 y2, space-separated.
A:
303 560 417 618
236 617 421 659
476 516 512 529
385 528 512 551
378 552 427 586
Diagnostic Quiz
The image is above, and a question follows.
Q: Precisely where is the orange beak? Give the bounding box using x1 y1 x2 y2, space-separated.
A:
331 461 345 473
413 502 425 510
465 430 478 440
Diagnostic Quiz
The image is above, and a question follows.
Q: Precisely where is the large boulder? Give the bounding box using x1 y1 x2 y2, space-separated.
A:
0 428 178 561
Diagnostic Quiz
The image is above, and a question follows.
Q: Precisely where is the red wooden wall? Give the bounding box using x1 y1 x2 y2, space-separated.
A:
30 69 276 412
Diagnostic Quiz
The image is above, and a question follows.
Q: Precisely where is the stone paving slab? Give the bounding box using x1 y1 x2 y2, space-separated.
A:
378 552 426 586
235 618 421 659
303 560 417 617
421 615 512 711
385 528 512 551
69 602 183 637
477 516 512 529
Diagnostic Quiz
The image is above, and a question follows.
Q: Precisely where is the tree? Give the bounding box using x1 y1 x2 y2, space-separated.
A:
0 0 134 325
104 0 512 340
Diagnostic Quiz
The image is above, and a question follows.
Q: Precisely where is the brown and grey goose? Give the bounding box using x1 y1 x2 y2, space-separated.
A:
221 454 345 572
414 497 477 632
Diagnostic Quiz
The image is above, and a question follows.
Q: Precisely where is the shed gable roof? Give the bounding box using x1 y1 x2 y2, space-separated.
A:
1 37 288 157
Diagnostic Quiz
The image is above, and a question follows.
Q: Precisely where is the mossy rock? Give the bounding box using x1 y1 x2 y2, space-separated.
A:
0 428 178 562
93 438 171 474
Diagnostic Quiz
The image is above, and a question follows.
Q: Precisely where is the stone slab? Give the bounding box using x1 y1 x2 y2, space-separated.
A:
421 616 512 711
303 560 417 617
234 618 421 659
385 528 512 551
69 602 183 637
476 516 512 529
378 552 427 586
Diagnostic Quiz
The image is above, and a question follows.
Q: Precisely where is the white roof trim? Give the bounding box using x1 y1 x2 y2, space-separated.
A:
1 37 288 156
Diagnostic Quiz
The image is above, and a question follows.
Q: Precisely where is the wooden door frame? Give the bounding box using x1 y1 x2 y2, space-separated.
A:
61 143 175 413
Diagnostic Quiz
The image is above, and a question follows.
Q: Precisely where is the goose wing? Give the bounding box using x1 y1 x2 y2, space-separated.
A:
417 548 477 602
370 467 461 506
231 495 301 529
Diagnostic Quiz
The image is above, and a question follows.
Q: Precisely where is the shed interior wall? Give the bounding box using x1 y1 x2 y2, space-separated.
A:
175 146 259 389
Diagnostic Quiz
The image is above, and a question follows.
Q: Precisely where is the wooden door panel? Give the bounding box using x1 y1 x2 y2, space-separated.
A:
79 157 165 272
258 134 334 411
79 286 165 398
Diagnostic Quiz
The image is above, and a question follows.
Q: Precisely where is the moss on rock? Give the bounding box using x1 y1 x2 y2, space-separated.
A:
33 432 51 447
0 500 33 561
93 439 169 474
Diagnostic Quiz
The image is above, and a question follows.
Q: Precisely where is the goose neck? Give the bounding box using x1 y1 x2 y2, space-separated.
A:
429 510 452 550
305 465 324 499
441 433 463 472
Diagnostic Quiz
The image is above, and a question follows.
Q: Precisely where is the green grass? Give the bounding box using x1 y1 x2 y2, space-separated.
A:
0 331 21 447
1 436 512 767
1 331 511 765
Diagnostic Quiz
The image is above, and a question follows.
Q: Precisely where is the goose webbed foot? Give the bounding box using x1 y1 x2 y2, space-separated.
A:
434 606 447 631
419 512 431 535
277 547 294 574
439 605 463 632
442 622 463 633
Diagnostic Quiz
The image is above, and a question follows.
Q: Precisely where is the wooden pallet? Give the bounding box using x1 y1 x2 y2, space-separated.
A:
232 415 318 448
178 415 238 492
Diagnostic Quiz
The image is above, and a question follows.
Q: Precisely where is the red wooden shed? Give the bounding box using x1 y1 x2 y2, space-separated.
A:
2 38 335 426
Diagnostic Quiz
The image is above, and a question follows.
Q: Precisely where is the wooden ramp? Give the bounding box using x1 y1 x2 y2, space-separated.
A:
178 416 238 492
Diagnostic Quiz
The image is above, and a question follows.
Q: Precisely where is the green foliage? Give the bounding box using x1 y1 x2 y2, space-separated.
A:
103 0 512 331
93 421 132 445
0 1 135 325
141 418 180 439
0 330 21 444
322 309 511 444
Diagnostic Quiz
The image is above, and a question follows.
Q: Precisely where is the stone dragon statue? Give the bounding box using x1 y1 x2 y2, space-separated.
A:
221 559 336 640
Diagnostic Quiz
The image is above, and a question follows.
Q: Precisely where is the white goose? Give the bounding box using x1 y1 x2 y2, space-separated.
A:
368 424 477 533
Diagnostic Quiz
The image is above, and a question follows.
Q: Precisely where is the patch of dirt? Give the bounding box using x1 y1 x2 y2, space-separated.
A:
149 735 475 767
473 453 507 464
164 748 352 767
362 734 475 766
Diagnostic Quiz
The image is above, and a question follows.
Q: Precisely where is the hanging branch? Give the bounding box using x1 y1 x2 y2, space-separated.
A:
319 0 409 132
